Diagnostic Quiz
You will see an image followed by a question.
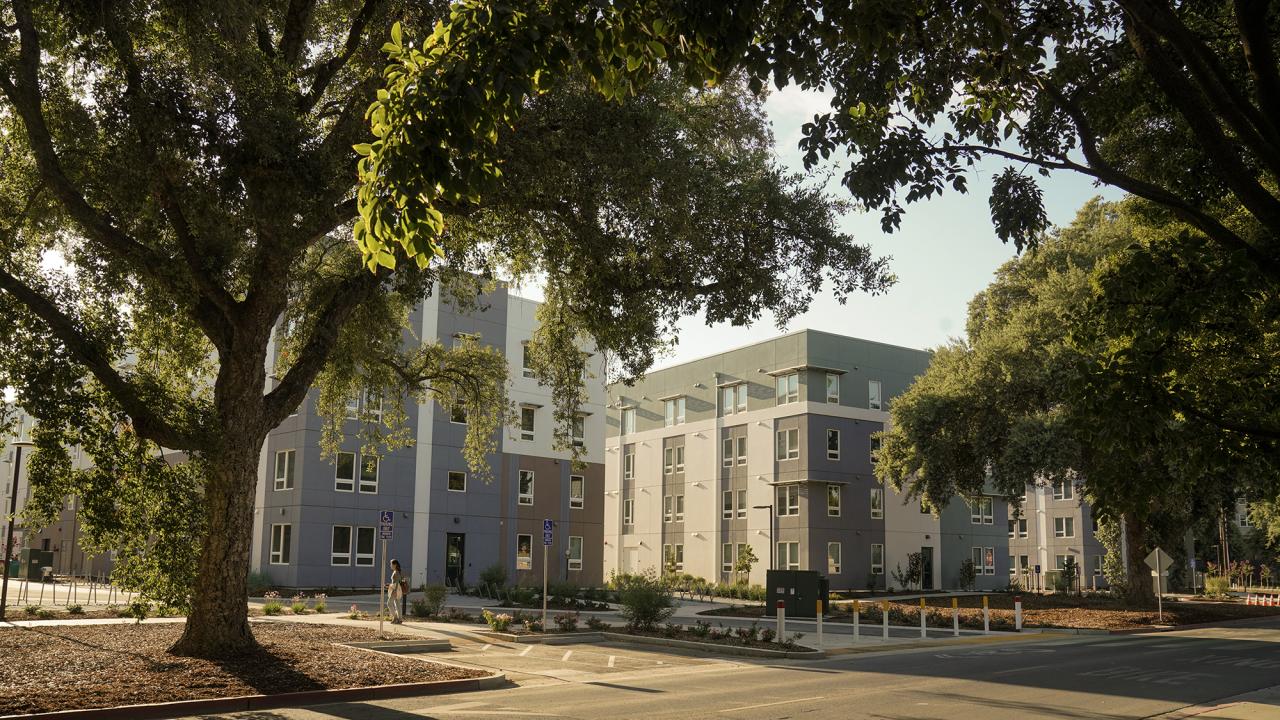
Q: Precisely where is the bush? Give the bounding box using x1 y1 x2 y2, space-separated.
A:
523 617 543 633
1204 575 1231 598
126 600 151 622
67 604 84 615
759 627 777 643
661 622 680 637
291 594 308 614
553 612 580 632
617 568 675 632
24 605 41 616
419 584 448 616
313 593 327 613
585 615 611 631
549 580 579 604
691 620 711 638
479 563 508 589
734 624 758 644
482 609 513 631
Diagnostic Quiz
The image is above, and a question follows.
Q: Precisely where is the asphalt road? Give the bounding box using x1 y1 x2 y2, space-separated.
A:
192 616 1280 720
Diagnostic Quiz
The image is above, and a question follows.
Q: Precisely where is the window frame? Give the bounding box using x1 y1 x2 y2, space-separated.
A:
355 526 375 566
335 451 355 493
621 407 636 434
722 543 734 573
1054 516 1075 538
663 495 673 523
870 488 884 519
827 541 842 573
520 406 536 441
776 484 800 516
722 437 734 468
568 536 583 570
736 489 747 518
675 445 685 473
674 494 684 522
775 373 799 404
273 449 295 491
871 543 885 575
622 448 635 482
778 541 800 570
868 379 882 410
518 469 535 505
359 454 379 494
826 373 840 403
269 523 291 565
827 483 841 517
517 534 533 567
722 490 733 519
522 344 535 378
572 414 586 448
664 446 674 475
827 428 840 460
569 474 585 509
622 498 634 525
447 470 467 492
330 525 352 566
776 427 799 461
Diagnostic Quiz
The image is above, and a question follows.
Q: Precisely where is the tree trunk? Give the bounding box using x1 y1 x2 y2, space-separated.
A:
170 428 264 657
1124 515 1156 607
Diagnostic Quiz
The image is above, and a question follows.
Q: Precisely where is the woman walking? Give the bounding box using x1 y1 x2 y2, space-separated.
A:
388 558 405 624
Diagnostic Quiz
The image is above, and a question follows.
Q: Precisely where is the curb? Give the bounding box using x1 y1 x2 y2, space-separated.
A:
0 672 507 720
597 632 822 659
474 630 603 644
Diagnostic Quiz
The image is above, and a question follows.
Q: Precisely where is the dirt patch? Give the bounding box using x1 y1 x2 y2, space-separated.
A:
0 621 486 715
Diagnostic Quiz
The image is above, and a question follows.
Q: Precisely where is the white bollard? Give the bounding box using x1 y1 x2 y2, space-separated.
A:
853 600 860 644
919 598 928 639
882 600 889 640
816 600 823 648
982 596 990 634
1015 595 1023 631
952 597 960 637
776 600 785 642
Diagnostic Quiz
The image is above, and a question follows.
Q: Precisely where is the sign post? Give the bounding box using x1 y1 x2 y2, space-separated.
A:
542 519 553 632
379 510 394 636
1145 547 1172 623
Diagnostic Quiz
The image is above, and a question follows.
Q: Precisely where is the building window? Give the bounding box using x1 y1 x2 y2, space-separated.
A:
664 495 673 523
360 455 379 494
1009 556 1017 575
870 436 882 461
572 414 586 448
518 470 535 505
664 397 686 426
827 429 840 460
1054 516 1075 538
736 436 747 465
675 495 684 522
723 490 734 519
722 543 734 573
971 547 994 575
517 534 532 569
868 380 882 410
355 527 375 566
1008 519 1016 539
449 400 468 424
776 428 799 460
720 383 748 415
664 447 674 475
828 542 842 573
522 344 535 378
776 484 799 516
826 373 840 403
870 488 884 519
663 544 685 572
1055 554 1072 571
723 438 734 467
736 489 746 518
345 395 360 420
331 525 351 566
1092 555 1102 576
623 498 634 525
1052 480 1073 500
521 406 536 441
364 390 383 423
623 448 635 482
274 449 295 491
675 445 685 473
827 484 841 517
970 497 993 525
1236 500 1252 528
778 541 800 570
621 407 636 434
448 471 466 492
568 536 583 570
269 524 291 565
570 475 584 509
871 543 885 574
775 373 799 404
335 451 355 492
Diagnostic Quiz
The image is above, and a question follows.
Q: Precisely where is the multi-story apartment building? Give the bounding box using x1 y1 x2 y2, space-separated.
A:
604 330 948 590
1007 480 1108 591
249 284 608 590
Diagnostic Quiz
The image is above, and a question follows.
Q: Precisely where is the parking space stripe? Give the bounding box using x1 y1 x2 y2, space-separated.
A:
562 650 573 661
520 645 534 656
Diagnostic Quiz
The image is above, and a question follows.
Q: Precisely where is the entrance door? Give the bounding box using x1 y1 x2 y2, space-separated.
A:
920 546 934 590
446 533 465 586
624 548 639 573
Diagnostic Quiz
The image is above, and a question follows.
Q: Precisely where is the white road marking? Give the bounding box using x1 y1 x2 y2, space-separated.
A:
719 696 826 713
561 650 573 661
993 663 1052 676
519 644 534 656
1078 665 1219 685
480 644 492 652
607 655 616 668
410 700 488 713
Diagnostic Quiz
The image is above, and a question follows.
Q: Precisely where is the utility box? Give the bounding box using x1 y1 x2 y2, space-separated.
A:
765 569 829 618
19 549 53 581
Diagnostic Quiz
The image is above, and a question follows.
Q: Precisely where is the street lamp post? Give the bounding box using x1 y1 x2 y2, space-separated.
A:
1 440 33 622
753 504 775 571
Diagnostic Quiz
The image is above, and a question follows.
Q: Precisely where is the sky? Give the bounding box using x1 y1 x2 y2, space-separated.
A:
649 86 1122 368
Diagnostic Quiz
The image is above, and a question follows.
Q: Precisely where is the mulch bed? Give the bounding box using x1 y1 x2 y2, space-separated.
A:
0 621 486 715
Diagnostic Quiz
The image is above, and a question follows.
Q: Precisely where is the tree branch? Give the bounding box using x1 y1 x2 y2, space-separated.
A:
0 265 201 450
279 0 317 67
1232 0 1280 130
1178 401 1280 442
298 0 383 112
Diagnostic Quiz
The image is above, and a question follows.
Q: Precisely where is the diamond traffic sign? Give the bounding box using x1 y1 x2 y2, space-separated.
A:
1145 547 1173 574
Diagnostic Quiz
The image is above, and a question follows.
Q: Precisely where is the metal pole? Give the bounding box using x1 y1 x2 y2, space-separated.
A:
1155 548 1164 623
0 445 24 620
379 537 387 636
541 543 548 632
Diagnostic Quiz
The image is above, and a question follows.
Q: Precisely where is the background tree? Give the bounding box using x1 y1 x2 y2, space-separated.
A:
0 2 887 657
875 198 1279 603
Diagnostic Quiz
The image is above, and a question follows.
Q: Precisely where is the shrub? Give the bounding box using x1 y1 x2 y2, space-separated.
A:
617 568 675 632
347 604 362 619
246 569 274 595
479 563 508 589
482 609 513 632
734 624 758 643
523 617 543 633
262 590 283 615
313 594 327 613
549 580 579 604
553 612 580 632
67 604 84 615
759 627 777 644
126 600 151 622
419 584 448 616
291 594 308 614
36 608 56 619
1204 575 1231 598
24 605 40 616
691 620 711 638
585 615 611 631
661 622 680 637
